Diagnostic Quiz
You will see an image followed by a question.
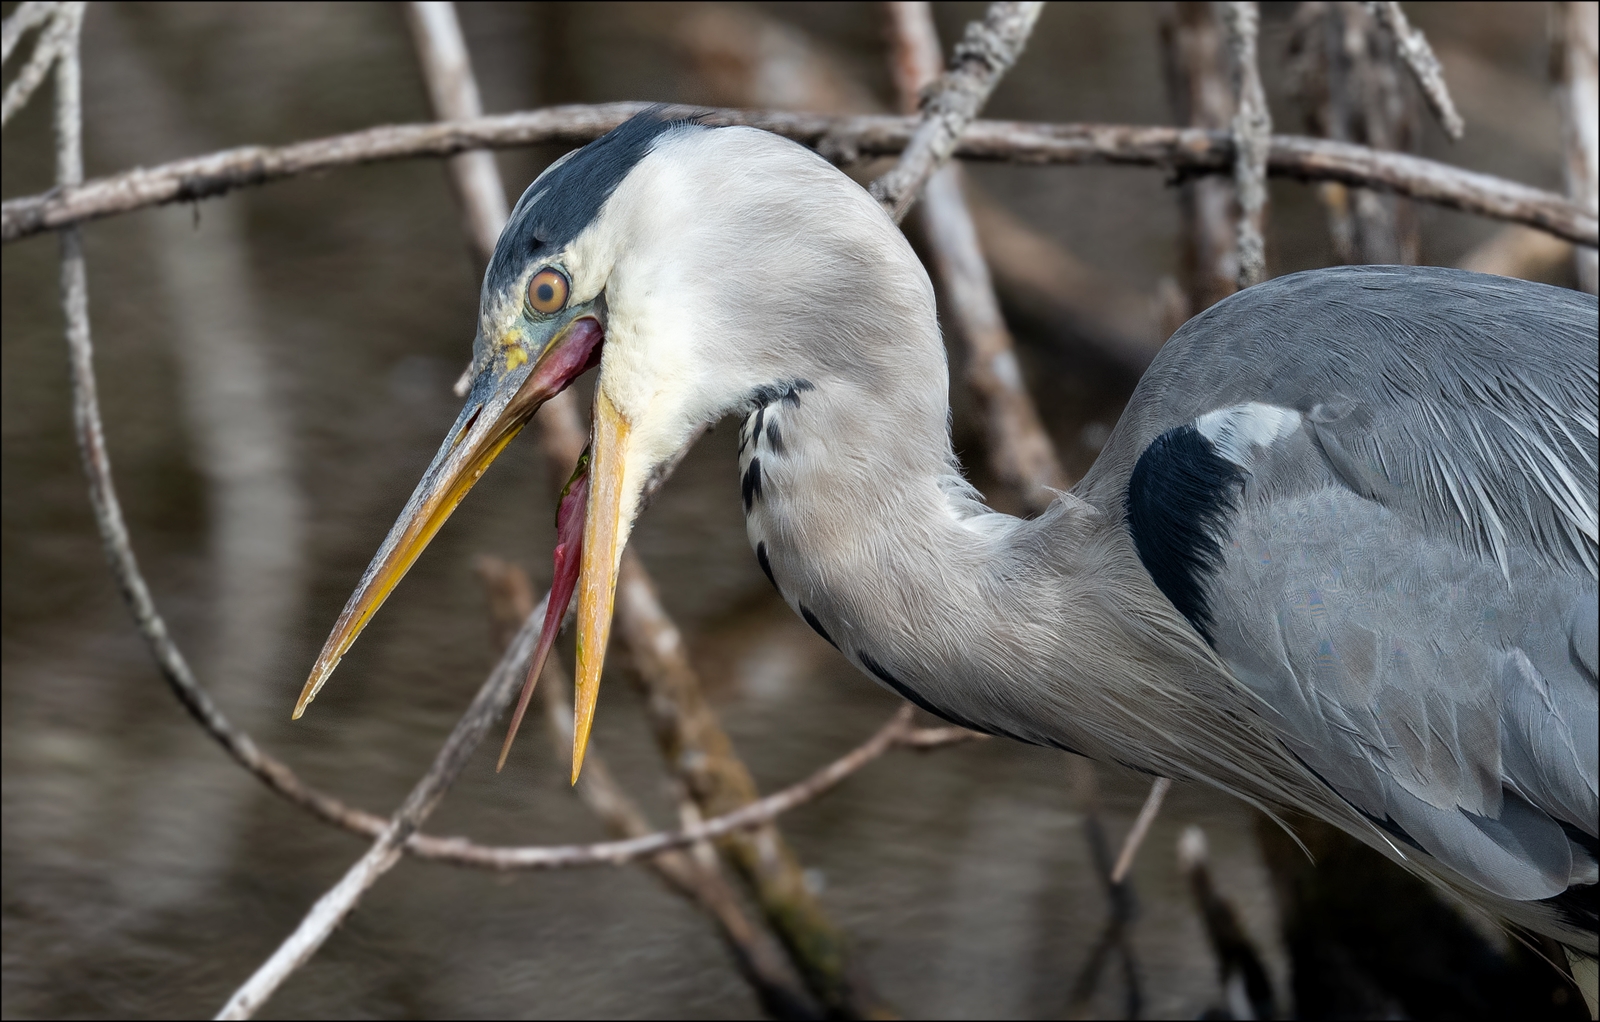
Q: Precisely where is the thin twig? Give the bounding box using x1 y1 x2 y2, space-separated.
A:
2 1 82 127
1554 1 1599 294
1109 776 1173 885
1363 0 1464 141
888 1 1065 507
1177 825 1276 1020
476 559 821 1020
1 0 57 66
870 1 1043 222
612 554 893 1018
4 106 1596 246
390 709 978 871
1063 756 1142 1019
402 2 507 263
215 600 547 1020
1293 2 1423 266
1159 1 1238 311
217 570 966 1013
1222 1 1270 287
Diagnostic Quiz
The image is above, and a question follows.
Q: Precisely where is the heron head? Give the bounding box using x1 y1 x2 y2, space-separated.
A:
295 111 934 777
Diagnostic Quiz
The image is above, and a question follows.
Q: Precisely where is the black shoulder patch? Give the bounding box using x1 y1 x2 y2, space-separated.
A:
1125 424 1243 646
486 110 692 296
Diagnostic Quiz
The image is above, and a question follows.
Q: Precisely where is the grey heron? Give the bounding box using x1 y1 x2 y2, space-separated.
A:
294 112 1598 982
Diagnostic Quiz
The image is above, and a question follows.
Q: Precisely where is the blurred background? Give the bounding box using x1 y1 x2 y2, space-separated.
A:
1 2 1592 1018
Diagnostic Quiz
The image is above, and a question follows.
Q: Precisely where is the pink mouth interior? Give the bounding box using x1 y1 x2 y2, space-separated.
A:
526 316 604 397
495 322 601 769
495 458 589 770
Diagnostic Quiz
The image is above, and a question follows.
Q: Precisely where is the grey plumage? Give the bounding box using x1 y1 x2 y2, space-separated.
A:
310 113 1599 963
1086 267 1598 907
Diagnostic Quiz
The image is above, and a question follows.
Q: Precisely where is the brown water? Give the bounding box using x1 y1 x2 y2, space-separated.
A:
1 3 1569 1018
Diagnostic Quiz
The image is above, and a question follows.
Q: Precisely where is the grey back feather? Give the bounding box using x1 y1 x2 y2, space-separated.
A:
1079 267 1597 903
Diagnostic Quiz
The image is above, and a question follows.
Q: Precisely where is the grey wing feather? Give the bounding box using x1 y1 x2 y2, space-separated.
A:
1211 452 1595 900
1095 267 1599 902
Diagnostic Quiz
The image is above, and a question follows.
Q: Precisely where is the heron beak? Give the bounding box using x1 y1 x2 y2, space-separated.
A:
568 386 631 782
293 314 603 719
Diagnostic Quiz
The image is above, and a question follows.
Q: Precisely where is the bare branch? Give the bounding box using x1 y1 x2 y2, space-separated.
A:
1363 0 1464 141
1063 755 1143 1017
1160 1 1238 311
870 1 1044 222
888 1 1066 507
4 106 1596 246
2 1 82 127
1177 826 1277 1020
215 599 547 1020
1 0 57 66
477 560 821 1020
1292 2 1423 266
402 2 508 262
1222 1 1271 287
405 710 980 871
1109 775 1173 884
886 1 945 102
612 554 892 1018
1554 1 1599 293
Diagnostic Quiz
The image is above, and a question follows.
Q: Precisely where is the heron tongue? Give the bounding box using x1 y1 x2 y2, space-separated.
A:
496 450 590 771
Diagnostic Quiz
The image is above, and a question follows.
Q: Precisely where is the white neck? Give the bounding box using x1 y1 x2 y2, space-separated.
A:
735 360 1231 767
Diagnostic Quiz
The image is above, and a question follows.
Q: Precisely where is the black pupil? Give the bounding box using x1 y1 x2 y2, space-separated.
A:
536 282 555 303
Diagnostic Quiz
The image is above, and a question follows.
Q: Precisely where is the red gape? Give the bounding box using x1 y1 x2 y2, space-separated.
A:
497 450 590 771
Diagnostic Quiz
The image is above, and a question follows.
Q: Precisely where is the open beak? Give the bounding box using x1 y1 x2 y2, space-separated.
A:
493 383 634 784
293 314 603 719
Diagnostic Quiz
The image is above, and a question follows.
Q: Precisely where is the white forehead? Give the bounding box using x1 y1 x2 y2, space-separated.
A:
561 125 903 302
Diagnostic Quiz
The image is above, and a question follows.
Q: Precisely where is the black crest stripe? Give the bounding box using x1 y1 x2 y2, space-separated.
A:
488 110 693 295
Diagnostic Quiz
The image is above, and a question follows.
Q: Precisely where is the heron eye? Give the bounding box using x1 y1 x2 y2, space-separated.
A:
527 268 569 315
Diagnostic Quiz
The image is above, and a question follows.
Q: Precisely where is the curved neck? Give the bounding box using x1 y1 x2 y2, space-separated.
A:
735 366 1218 761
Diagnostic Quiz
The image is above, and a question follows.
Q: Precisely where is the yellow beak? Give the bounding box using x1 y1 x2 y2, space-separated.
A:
293 315 602 719
569 387 630 782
